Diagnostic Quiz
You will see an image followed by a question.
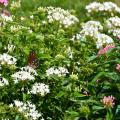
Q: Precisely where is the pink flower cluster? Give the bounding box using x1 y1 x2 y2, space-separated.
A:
102 95 115 108
0 0 8 6
98 44 115 56
116 64 120 72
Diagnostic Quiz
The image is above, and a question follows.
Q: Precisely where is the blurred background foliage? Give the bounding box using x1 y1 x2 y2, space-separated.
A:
11 0 120 22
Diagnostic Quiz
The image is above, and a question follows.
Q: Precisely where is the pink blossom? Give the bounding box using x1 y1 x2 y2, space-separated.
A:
98 44 115 56
0 0 8 6
102 95 115 108
117 35 120 40
116 64 120 72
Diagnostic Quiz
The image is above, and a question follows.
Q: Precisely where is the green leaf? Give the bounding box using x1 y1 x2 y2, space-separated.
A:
92 106 104 110
90 72 105 83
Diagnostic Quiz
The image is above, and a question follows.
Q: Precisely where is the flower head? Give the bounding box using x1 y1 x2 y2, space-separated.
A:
116 64 120 72
98 44 115 56
0 0 8 6
30 83 50 96
11 100 43 120
102 95 115 108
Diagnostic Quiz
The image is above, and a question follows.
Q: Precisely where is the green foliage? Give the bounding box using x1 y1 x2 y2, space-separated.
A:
0 0 120 120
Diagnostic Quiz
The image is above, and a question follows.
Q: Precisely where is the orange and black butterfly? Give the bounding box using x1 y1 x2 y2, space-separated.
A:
28 51 39 69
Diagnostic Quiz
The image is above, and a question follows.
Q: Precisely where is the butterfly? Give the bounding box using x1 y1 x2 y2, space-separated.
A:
1 9 11 17
28 51 39 69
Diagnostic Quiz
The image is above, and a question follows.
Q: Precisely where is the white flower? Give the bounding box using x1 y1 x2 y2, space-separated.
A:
95 33 114 49
112 29 120 36
11 71 35 83
6 44 15 53
1 13 13 22
10 0 21 9
20 66 38 76
86 2 120 14
30 15 34 19
0 53 17 65
30 83 50 96
80 21 103 38
12 100 43 120
86 2 102 13
28 29 33 33
67 47 73 59
12 65 38 83
106 16 120 28
106 16 120 36
20 17 25 21
46 7 79 27
71 33 82 41
14 100 23 107
0 76 9 86
10 25 30 32
46 67 69 77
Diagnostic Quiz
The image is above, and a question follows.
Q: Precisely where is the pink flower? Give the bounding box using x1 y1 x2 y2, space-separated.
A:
0 0 8 6
102 95 115 108
116 64 120 72
98 44 115 56
117 36 120 40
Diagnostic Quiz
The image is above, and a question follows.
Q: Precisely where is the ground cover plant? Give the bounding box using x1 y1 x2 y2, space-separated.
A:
0 0 120 120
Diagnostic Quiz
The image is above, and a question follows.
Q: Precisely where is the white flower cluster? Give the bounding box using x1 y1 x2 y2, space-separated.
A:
111 29 120 36
8 44 15 52
86 2 120 14
12 71 35 83
46 67 69 77
30 83 50 96
1 14 13 22
106 16 120 36
11 66 37 83
95 33 114 49
0 75 9 87
80 21 103 38
0 53 17 66
20 66 38 76
46 7 79 28
11 100 43 120
71 33 82 41
10 25 30 33
10 0 21 10
4 44 15 53
66 47 73 59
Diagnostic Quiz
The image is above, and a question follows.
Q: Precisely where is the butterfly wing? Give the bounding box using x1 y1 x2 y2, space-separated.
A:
28 51 39 69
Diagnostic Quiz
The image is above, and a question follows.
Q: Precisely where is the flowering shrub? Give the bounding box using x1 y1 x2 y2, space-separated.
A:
0 0 120 120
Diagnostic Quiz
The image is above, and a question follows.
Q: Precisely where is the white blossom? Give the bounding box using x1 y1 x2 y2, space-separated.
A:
12 100 43 120
0 53 17 65
67 47 73 59
86 2 120 14
10 0 21 10
30 83 50 96
12 65 38 83
20 66 38 76
45 7 79 28
30 15 34 19
0 75 9 87
71 33 82 41
95 33 114 49
11 71 35 83
4 44 16 53
1 13 13 22
80 21 103 38
10 25 30 32
46 67 69 77
20 17 25 21
106 16 120 36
